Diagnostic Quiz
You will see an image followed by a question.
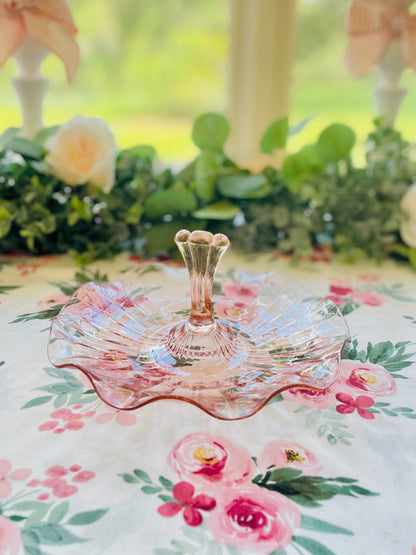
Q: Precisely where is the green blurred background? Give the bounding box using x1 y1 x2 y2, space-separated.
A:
0 0 414 161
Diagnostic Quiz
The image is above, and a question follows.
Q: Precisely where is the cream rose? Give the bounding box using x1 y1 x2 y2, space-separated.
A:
400 183 416 248
45 116 117 193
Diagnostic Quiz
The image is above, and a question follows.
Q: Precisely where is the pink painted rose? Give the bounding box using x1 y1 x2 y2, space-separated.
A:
215 299 257 324
208 485 300 553
336 360 396 397
0 516 21 555
168 433 255 488
281 386 337 410
37 294 70 309
221 282 261 303
0 459 31 499
347 290 386 307
258 441 321 476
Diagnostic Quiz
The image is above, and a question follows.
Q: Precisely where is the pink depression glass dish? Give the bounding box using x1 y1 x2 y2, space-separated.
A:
48 230 350 420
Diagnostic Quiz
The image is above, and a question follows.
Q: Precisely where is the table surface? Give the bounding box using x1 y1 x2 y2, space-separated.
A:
1 251 415 555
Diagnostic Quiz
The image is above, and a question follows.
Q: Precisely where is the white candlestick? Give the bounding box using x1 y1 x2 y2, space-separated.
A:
373 39 407 127
12 36 50 140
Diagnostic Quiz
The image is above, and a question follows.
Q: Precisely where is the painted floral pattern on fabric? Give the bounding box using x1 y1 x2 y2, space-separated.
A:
281 339 416 445
120 433 377 554
0 460 107 555
23 367 138 431
325 274 415 315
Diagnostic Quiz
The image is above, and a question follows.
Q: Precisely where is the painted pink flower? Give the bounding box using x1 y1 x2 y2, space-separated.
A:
46 465 68 478
258 441 321 476
337 360 396 397
53 483 78 498
168 433 255 488
39 421 59 431
281 387 336 410
347 290 386 307
215 299 257 324
0 516 21 555
335 393 375 419
157 481 216 527
0 459 31 499
72 470 95 483
357 274 380 283
96 408 136 426
208 485 300 553
221 282 261 303
329 285 353 296
326 294 346 306
37 294 70 309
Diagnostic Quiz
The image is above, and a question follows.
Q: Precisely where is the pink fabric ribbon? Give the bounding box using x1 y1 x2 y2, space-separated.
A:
345 0 416 77
0 0 80 82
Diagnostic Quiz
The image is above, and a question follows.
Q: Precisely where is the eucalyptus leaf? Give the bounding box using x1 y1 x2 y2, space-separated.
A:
2 137 42 160
260 117 289 153
194 150 222 201
217 174 267 199
144 189 197 219
192 113 229 151
193 200 239 220
282 145 325 184
316 123 356 161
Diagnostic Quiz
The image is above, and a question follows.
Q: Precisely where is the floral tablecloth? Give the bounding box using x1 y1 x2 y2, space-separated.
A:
1 252 415 555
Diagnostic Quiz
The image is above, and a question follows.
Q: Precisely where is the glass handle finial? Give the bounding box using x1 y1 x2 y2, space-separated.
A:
175 229 230 333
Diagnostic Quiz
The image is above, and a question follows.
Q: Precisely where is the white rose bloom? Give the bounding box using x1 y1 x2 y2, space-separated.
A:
400 183 416 248
45 116 117 193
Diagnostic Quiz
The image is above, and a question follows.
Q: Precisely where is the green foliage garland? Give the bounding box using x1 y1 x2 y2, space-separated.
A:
0 115 414 265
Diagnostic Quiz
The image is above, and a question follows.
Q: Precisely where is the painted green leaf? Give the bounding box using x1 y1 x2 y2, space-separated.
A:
22 396 53 409
316 123 356 161
118 473 140 484
13 501 48 511
159 476 174 490
300 515 353 535
133 468 152 483
144 189 197 219
171 539 199 553
217 174 269 199
292 535 337 555
141 485 163 494
67 509 108 525
48 501 70 524
193 200 239 220
192 113 230 151
28 523 86 544
260 117 289 153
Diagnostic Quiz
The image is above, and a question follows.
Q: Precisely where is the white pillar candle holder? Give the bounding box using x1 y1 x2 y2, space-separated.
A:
12 36 50 140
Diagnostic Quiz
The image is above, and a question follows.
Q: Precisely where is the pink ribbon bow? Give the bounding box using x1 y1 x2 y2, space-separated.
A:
0 0 80 82
345 0 416 77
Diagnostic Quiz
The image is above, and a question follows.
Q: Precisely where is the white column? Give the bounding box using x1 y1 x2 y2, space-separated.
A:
227 0 296 169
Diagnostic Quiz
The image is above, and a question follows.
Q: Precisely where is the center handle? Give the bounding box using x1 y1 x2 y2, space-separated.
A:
175 229 230 333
